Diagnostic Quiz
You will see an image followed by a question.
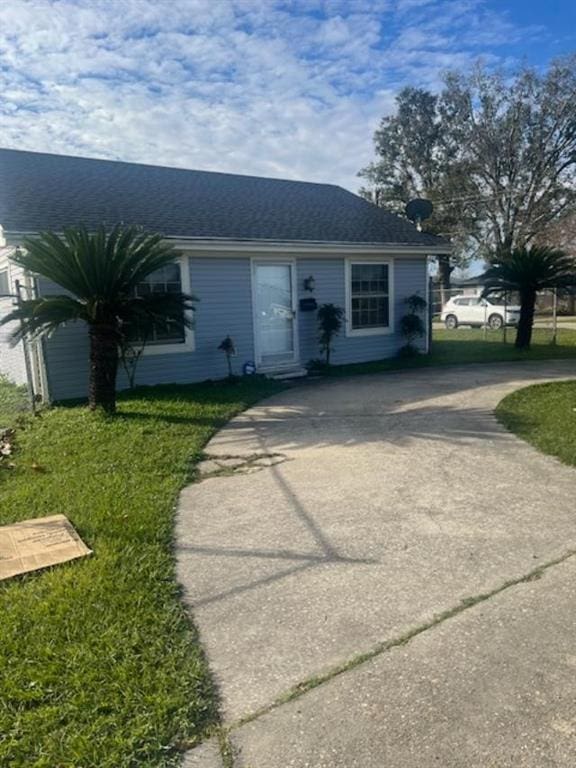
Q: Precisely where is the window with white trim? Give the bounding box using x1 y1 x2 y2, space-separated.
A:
349 262 390 331
131 263 186 346
0 269 9 297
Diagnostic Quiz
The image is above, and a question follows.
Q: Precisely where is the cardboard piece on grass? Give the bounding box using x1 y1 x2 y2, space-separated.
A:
0 514 92 581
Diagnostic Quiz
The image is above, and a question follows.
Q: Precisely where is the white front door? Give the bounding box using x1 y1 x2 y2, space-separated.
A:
253 261 298 369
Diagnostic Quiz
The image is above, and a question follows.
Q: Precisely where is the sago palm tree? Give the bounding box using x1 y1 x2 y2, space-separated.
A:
482 246 576 350
0 225 195 413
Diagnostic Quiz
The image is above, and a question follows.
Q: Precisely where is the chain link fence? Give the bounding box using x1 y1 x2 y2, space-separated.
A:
430 282 576 344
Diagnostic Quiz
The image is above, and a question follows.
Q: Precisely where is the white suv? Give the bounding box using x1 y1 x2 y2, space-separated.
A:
441 296 521 330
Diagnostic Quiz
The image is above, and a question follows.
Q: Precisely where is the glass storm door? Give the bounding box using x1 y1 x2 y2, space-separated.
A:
254 262 297 368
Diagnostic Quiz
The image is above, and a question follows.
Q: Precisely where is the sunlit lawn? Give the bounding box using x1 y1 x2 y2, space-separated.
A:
497 380 576 469
1 325 575 766
0 378 280 768
323 327 576 376
0 376 28 427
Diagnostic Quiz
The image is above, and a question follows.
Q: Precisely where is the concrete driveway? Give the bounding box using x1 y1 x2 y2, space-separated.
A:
177 361 576 767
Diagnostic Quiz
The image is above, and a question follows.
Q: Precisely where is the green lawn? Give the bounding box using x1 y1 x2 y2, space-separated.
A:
0 375 29 428
2 325 575 766
0 378 280 768
320 327 576 377
496 380 576 468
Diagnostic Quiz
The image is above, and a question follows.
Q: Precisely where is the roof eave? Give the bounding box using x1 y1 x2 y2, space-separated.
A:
2 229 452 254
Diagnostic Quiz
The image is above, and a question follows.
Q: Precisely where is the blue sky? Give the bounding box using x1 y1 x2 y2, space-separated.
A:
0 0 575 192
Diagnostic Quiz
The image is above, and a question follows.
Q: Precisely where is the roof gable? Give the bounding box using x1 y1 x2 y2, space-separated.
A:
0 148 446 248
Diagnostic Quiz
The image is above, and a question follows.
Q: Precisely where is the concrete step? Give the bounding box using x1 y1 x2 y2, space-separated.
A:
269 367 309 381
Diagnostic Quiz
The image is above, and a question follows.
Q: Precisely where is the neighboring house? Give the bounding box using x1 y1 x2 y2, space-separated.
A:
430 274 484 314
449 273 576 315
0 148 447 402
537 213 576 314
451 275 485 297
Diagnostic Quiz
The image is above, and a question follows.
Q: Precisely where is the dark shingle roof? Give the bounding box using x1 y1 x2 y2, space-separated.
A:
0 148 446 247
451 275 486 286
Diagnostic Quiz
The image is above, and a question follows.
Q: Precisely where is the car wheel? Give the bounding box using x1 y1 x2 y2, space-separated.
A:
445 314 458 330
488 313 503 330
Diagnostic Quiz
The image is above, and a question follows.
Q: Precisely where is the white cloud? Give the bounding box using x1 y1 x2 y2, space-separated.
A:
0 0 543 191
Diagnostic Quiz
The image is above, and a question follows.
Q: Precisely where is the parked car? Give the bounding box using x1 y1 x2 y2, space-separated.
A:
441 296 521 330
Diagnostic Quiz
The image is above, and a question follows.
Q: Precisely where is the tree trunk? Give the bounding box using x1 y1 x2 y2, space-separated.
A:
89 324 119 413
437 254 453 308
515 289 537 350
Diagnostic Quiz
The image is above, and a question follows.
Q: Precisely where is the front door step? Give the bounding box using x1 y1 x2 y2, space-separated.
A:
268 367 308 381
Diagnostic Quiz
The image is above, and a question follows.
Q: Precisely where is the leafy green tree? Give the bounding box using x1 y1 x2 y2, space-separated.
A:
360 56 576 288
1 225 195 412
359 86 477 292
482 246 576 349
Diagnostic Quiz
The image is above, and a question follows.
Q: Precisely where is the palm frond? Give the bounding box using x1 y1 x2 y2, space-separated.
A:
0 296 86 343
118 292 196 327
481 245 576 296
13 225 181 301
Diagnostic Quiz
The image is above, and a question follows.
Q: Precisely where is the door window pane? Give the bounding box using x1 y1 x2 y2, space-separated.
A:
256 264 294 363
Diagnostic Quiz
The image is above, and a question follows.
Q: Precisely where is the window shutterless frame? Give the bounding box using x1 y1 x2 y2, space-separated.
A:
140 255 195 355
345 258 394 337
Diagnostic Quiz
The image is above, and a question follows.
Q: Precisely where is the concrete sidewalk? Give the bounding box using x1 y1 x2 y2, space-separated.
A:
177 361 576 767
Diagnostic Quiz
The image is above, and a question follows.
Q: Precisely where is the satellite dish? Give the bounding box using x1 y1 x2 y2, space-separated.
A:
405 199 433 231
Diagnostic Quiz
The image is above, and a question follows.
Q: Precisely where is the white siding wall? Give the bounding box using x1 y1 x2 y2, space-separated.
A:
0 257 28 386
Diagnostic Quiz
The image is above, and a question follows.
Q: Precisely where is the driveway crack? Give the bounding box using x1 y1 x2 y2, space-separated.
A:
197 452 288 479
227 546 576 734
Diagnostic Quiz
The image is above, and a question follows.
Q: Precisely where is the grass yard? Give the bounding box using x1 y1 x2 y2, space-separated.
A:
1 325 575 767
321 327 576 377
0 375 29 428
496 380 576 468
0 378 281 768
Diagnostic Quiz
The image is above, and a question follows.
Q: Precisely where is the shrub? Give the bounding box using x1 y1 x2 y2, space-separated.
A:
218 335 236 379
317 303 345 365
399 293 427 355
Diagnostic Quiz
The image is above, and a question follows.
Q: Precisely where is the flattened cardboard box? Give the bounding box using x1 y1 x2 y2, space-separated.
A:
0 514 92 581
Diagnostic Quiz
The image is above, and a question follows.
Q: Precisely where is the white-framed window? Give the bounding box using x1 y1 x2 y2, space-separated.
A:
130 256 195 355
346 259 393 336
0 268 9 297
133 263 186 346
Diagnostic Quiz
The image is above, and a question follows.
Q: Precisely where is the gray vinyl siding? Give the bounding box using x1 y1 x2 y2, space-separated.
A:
0 261 28 387
39 252 427 401
297 257 427 365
